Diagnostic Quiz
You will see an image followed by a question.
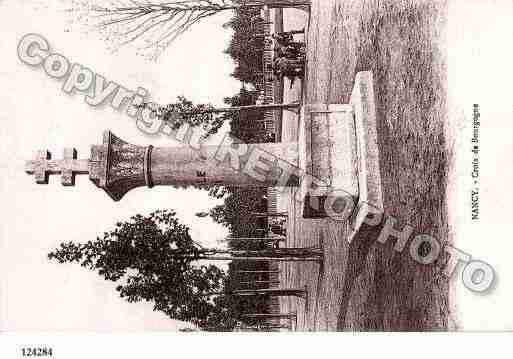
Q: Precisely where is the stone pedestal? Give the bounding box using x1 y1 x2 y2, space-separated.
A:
347 71 384 241
300 71 383 225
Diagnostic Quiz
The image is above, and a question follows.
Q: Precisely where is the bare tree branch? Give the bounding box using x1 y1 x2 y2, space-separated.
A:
65 0 309 59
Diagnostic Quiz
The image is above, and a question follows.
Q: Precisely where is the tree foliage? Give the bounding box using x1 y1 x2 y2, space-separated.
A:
143 95 225 138
223 2 265 86
209 188 267 238
48 210 234 329
223 87 270 143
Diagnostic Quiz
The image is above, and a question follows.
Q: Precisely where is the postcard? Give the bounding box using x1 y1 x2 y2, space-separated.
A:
0 0 511 340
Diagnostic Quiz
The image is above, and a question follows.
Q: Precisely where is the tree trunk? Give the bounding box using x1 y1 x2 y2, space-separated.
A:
239 324 289 330
250 212 289 218
231 1 311 9
169 248 322 262
234 288 306 298
109 2 309 12
196 255 321 262
190 247 322 262
244 313 296 320
212 103 299 112
233 270 281 274
226 237 284 242
239 280 280 286
173 103 300 119
200 247 322 258
195 287 305 298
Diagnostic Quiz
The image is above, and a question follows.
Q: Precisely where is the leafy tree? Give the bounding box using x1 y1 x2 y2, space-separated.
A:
48 210 231 329
141 90 290 140
208 187 267 241
223 4 265 86
139 96 225 138
222 87 269 143
48 210 319 329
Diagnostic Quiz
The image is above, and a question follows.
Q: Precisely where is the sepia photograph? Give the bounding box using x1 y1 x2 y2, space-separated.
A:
1 0 513 355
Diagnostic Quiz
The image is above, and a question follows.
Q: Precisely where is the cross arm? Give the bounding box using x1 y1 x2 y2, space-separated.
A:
25 148 90 185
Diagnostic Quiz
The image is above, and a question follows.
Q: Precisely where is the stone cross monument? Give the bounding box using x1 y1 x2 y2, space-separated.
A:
25 71 382 226
25 131 301 201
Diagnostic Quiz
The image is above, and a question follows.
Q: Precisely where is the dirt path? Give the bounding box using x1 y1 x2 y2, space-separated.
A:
279 0 451 331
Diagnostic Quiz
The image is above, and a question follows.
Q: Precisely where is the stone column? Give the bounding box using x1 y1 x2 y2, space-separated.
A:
27 130 301 201
94 132 300 200
149 142 299 188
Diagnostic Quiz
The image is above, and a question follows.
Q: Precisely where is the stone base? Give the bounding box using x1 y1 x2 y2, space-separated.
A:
347 71 384 241
300 71 383 229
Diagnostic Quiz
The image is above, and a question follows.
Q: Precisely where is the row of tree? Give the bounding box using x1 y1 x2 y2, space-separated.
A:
51 0 300 331
208 12 279 329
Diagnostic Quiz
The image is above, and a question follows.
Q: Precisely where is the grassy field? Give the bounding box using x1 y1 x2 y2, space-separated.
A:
278 0 451 331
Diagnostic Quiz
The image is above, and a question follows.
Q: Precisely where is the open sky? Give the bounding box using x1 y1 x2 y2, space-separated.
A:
0 0 240 331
